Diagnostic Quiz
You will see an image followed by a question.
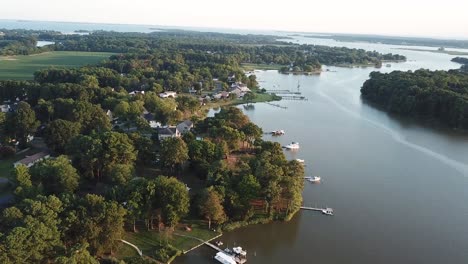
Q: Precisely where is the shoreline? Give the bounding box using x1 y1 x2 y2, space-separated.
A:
396 48 468 56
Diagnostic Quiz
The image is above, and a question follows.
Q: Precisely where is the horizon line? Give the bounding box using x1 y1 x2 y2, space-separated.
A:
1 18 468 41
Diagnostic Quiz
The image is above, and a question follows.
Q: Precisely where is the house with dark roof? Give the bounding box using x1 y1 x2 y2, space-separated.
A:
14 151 50 168
157 126 181 141
177 120 194 133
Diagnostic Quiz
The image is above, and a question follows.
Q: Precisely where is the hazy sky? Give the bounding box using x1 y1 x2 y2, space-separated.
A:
2 0 468 39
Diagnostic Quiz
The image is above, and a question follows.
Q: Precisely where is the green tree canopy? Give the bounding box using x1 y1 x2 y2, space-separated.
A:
44 119 81 153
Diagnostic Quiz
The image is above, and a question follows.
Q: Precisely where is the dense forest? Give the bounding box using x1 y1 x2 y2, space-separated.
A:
361 69 468 130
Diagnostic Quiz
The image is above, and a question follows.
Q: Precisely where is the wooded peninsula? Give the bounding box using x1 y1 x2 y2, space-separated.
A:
361 69 468 130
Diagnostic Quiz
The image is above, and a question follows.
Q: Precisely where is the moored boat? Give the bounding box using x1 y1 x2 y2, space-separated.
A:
308 176 321 183
285 142 300 149
215 252 237 264
271 130 285 136
322 207 334 216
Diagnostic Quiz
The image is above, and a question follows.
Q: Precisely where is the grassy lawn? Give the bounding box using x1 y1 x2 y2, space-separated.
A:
202 92 279 111
0 158 15 179
120 220 220 262
0 51 115 80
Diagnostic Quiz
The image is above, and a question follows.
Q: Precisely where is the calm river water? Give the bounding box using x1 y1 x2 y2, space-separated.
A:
175 38 468 264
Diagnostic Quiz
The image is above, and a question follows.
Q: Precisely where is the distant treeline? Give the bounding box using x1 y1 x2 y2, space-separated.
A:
0 29 405 70
0 28 61 55
361 70 468 130
306 34 468 49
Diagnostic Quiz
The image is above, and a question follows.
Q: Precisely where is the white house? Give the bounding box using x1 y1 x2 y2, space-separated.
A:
14 151 50 168
229 82 251 98
0 104 10 113
106 110 115 121
157 126 181 140
129 90 145 96
231 82 250 92
213 91 230 100
177 120 194 133
159 91 177 98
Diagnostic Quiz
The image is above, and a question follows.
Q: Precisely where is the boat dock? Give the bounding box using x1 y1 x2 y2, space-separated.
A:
204 240 224 252
280 95 308 101
300 206 325 211
174 233 223 254
301 206 334 215
265 89 301 95
265 102 287 109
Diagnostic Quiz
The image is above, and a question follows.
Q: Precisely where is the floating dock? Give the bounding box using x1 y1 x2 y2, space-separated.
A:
301 206 334 216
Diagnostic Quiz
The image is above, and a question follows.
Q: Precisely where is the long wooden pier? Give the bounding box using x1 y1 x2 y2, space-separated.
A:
174 233 223 254
265 102 288 109
265 89 301 95
280 95 308 101
300 206 324 212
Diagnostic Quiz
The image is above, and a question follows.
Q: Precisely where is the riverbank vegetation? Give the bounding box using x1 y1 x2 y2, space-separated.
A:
361 69 468 130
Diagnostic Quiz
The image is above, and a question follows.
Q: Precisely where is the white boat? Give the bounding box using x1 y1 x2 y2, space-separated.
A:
322 207 334 216
296 159 305 163
223 246 247 264
271 130 285 136
308 176 321 183
215 252 236 264
285 142 300 149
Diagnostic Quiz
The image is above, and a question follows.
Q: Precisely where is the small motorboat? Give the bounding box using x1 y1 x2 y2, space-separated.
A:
308 176 321 183
271 130 285 136
322 207 334 216
296 159 305 163
285 142 300 149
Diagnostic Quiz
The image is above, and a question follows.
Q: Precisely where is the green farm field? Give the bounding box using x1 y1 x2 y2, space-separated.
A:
0 51 114 80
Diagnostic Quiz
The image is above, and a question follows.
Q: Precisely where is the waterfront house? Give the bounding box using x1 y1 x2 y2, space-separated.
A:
229 82 251 98
213 91 230 100
159 91 177 98
157 126 181 140
14 151 51 168
177 120 194 133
